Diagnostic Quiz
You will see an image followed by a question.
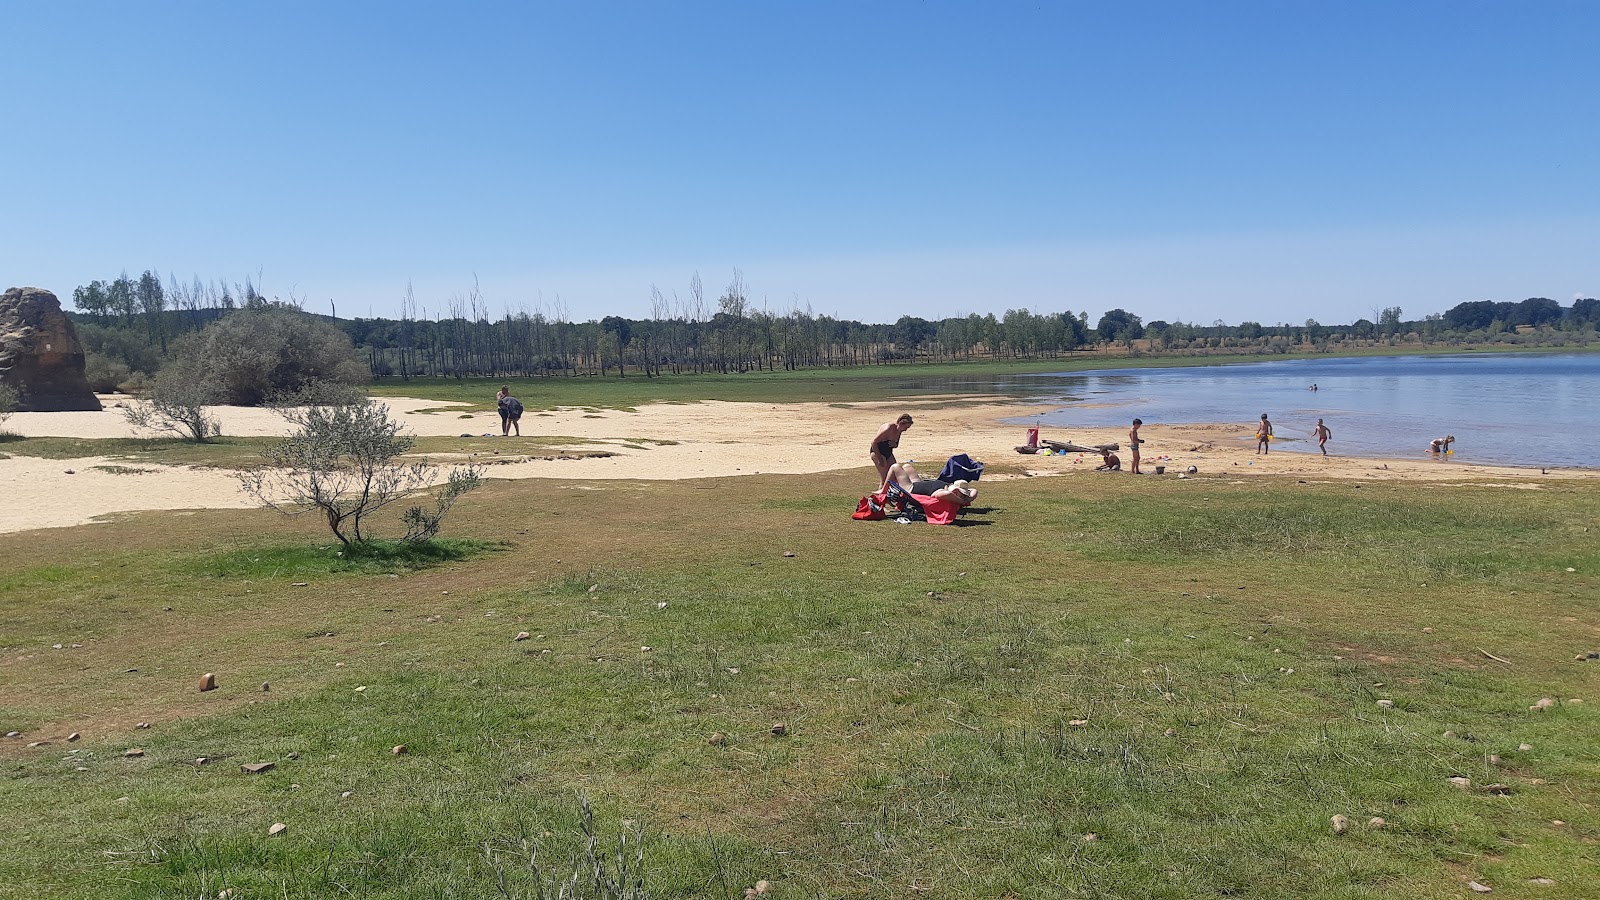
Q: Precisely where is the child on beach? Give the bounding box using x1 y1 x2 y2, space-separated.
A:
1095 449 1122 471
1129 418 1145 474
1429 435 1455 455
1256 414 1273 454
1312 418 1332 456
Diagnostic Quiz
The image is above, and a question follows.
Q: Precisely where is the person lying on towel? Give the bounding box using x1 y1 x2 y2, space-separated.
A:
856 466 978 525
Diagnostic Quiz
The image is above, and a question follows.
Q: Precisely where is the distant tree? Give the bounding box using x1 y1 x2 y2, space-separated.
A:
1571 297 1600 326
167 306 366 405
1378 306 1403 333
238 399 481 546
106 273 137 325
1096 308 1144 343
1512 297 1562 327
136 269 168 353
1237 321 1264 340
1443 300 1499 331
72 281 112 322
1351 318 1377 339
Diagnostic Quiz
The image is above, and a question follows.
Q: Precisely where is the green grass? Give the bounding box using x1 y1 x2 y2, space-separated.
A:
184 539 501 579
2 473 1597 898
0 434 274 467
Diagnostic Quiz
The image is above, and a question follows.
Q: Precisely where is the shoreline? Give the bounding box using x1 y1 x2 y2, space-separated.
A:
2 395 1591 535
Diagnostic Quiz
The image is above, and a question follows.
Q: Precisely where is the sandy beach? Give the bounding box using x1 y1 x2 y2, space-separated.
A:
1 394 1588 535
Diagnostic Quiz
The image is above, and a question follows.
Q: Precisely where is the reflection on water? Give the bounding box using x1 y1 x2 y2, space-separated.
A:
899 354 1599 469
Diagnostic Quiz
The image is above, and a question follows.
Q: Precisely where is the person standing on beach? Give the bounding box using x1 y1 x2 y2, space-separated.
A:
497 385 523 437
1256 413 1273 454
869 414 914 485
1312 418 1332 456
1129 418 1145 474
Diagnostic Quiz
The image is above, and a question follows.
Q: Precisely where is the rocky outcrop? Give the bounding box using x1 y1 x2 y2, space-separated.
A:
0 287 102 411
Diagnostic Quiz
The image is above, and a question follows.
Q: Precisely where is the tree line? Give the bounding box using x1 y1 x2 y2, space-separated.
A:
63 269 1600 389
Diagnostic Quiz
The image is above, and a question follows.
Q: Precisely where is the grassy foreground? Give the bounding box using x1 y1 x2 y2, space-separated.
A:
3 467 1598 898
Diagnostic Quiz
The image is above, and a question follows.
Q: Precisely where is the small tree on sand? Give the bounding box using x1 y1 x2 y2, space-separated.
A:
238 399 480 546
0 381 19 431
123 374 222 442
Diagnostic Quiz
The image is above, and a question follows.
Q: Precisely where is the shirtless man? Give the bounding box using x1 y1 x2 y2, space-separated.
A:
1129 418 1145 474
1256 413 1273 454
869 414 914 485
1312 418 1333 456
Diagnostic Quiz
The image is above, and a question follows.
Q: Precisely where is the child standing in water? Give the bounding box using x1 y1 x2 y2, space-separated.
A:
1312 418 1332 456
1256 413 1273 454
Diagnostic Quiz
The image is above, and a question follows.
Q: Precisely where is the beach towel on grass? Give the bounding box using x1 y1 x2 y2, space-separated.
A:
939 453 984 483
852 488 963 525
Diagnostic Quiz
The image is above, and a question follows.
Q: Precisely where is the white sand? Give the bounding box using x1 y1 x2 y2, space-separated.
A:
1 394 1588 535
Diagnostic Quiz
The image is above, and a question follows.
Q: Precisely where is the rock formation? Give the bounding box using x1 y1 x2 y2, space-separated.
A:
0 287 102 411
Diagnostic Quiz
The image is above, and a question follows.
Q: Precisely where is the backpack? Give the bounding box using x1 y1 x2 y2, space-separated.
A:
506 397 523 417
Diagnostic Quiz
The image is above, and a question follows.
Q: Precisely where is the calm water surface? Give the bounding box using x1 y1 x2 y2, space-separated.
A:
891 353 1600 469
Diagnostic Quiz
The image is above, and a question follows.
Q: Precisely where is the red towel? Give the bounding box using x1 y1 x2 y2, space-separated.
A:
852 489 962 525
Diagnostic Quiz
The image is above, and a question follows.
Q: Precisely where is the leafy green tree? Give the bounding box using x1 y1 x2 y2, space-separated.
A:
72 281 112 321
1095 309 1144 343
1379 306 1403 334
167 305 366 405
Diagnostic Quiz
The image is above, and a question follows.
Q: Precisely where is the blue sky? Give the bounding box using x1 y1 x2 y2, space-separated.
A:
3 1 1596 325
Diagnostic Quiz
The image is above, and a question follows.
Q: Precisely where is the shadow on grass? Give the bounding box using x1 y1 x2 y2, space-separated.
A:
186 538 505 579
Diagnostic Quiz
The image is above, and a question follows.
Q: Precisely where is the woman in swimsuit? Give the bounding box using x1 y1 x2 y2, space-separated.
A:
869 414 914 485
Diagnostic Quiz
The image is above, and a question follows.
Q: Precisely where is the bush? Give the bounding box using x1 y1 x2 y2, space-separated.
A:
122 373 222 442
82 352 133 393
0 381 18 430
168 306 366 406
238 399 480 546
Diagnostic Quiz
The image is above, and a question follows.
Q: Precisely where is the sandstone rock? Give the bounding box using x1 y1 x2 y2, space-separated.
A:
1468 881 1492 893
199 673 217 692
241 762 276 774
67 732 80 742
1330 814 1349 834
268 822 287 836
5 731 19 738
708 732 727 746
770 723 788 736
123 748 145 758
1368 817 1386 828
1449 776 1472 789
514 631 530 641
392 744 408 755
0 287 101 411
1519 743 1533 751
1376 699 1394 709
261 682 270 692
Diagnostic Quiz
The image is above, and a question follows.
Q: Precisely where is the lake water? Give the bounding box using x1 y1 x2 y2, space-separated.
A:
892 353 1600 469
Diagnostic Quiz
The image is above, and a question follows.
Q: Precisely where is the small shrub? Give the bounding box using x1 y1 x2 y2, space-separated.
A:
0 381 18 430
239 399 480 546
122 373 222 443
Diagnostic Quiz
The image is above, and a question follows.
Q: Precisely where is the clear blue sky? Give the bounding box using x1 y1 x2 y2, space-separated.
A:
4 1 1596 325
